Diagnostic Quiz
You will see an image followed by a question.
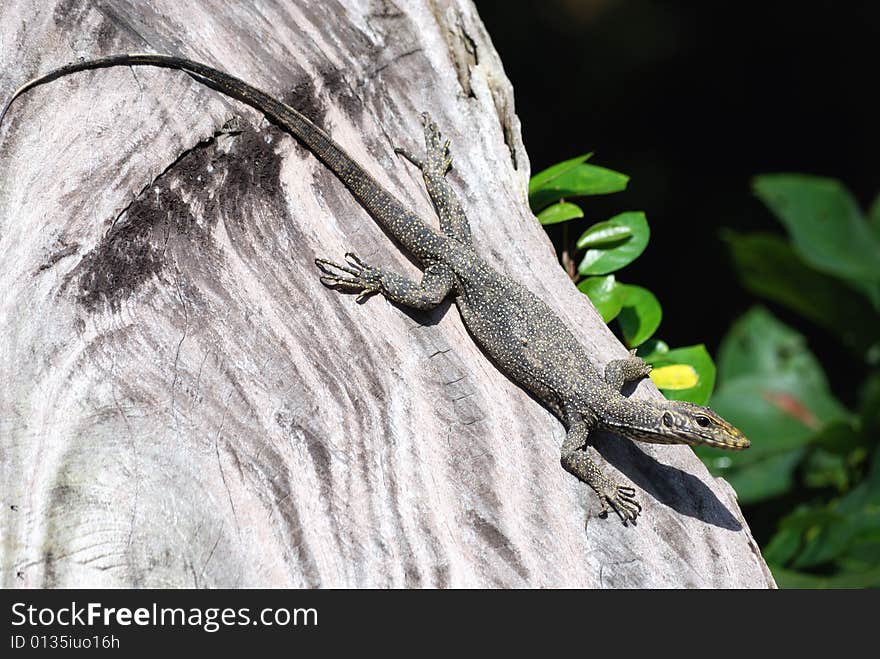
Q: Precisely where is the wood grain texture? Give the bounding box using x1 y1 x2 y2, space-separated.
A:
0 0 776 588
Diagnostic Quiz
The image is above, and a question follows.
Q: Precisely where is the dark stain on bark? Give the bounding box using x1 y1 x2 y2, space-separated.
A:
53 0 125 53
321 68 364 124
69 120 287 312
281 81 327 128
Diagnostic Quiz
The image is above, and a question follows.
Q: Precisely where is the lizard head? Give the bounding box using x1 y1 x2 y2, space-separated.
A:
650 400 750 450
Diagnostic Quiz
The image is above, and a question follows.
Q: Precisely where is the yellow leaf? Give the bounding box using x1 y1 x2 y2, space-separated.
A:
649 364 699 390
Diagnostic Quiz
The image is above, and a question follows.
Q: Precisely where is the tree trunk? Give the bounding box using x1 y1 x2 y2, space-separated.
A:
0 0 775 588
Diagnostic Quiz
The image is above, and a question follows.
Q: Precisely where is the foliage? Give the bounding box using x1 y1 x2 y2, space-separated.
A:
529 155 714 404
701 174 880 587
531 159 880 586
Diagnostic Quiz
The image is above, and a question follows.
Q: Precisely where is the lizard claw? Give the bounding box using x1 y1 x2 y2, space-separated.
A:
418 112 453 175
628 348 652 373
394 146 423 169
396 113 453 176
597 483 642 525
315 253 382 302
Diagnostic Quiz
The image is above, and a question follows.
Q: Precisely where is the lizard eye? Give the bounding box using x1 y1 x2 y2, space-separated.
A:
695 415 711 427
662 412 674 427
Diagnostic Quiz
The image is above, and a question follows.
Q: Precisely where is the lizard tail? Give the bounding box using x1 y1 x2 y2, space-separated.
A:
0 53 442 260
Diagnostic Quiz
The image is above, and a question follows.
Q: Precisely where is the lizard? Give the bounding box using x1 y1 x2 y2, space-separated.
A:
0 53 750 524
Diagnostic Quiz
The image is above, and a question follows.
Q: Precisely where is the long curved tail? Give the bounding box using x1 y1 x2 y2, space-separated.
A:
0 53 441 259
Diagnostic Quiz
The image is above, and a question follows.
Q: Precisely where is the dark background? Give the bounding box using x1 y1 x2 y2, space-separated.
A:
477 0 878 405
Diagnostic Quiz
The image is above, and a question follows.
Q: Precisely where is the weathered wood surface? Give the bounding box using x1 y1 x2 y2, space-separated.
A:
0 0 775 588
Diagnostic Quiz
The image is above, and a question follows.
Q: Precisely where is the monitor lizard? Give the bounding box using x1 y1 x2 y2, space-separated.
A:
0 54 750 524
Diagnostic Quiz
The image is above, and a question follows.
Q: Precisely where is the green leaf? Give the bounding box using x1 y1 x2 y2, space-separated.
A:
859 372 880 436
723 231 879 354
715 306 832 387
576 223 632 248
636 338 669 360
695 308 852 503
770 565 880 589
764 450 880 585
709 375 849 456
811 420 871 457
577 211 649 275
763 505 835 565
793 482 880 570
536 201 585 225
802 449 849 491
764 513 812 567
529 162 629 212
719 448 806 504
752 174 880 304
712 307 851 452
529 153 592 196
616 284 662 348
646 344 716 405
869 192 880 240
577 275 624 323
649 365 698 390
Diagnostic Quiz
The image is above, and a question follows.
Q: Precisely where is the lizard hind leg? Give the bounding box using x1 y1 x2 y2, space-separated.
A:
315 253 455 310
604 349 652 393
394 113 472 245
561 420 642 524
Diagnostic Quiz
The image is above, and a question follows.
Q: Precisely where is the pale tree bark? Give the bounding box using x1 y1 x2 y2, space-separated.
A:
0 0 775 588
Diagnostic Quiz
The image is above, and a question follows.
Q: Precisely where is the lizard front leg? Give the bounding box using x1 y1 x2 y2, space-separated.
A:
561 420 642 524
315 252 454 310
604 349 652 392
395 113 472 245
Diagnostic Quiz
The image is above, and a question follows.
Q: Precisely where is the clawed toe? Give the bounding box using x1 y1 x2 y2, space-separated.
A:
314 253 381 302
420 112 440 145
421 113 453 171
394 147 423 168
601 484 642 525
397 113 454 176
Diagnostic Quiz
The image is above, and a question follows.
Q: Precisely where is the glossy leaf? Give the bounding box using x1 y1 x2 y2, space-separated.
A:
752 174 880 304
577 275 624 323
647 344 716 405
577 212 649 275
576 223 632 248
616 283 661 348
529 162 629 212
529 153 592 196
536 201 584 226
650 365 698 390
724 231 879 354
636 338 669 359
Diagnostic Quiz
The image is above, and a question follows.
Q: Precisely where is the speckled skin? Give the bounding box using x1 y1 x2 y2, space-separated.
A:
1 54 750 523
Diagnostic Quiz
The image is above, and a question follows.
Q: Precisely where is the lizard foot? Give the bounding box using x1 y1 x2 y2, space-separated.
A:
315 252 382 302
393 112 453 176
629 350 652 379
420 112 453 175
597 483 642 525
